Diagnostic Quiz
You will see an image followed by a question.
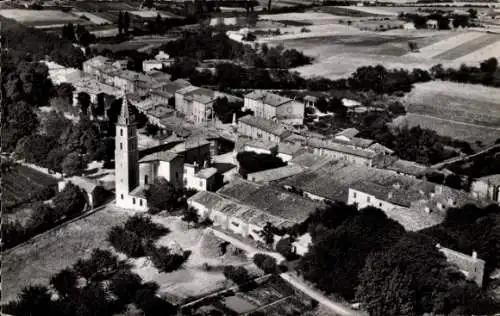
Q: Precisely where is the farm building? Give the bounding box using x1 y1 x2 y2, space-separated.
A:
436 244 485 287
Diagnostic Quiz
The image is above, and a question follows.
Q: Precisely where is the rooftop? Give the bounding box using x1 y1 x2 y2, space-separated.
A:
335 128 359 139
244 139 278 151
64 176 100 193
238 115 291 138
189 191 232 211
130 186 147 199
386 159 428 177
196 167 218 179
308 138 378 159
288 152 333 169
247 165 305 184
139 151 180 163
244 90 292 107
278 142 303 156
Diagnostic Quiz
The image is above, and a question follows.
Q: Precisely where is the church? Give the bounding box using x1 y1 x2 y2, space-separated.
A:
114 94 222 211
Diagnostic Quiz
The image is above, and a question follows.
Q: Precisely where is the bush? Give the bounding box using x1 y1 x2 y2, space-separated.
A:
223 265 251 285
146 245 191 273
253 254 277 274
33 186 56 201
124 215 169 241
276 237 294 259
108 226 145 258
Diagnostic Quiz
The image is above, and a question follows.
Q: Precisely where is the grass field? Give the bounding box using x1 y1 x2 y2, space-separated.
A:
433 33 500 60
2 164 58 210
320 6 386 17
2 205 131 304
392 113 500 145
0 9 84 26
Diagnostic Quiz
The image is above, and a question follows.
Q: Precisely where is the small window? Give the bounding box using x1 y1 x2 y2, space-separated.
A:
367 196 371 203
120 129 123 136
140 199 143 206
379 202 382 207
353 192 357 199
133 198 136 205
231 221 240 227
200 180 203 187
121 194 124 200
176 172 179 179
120 142 123 150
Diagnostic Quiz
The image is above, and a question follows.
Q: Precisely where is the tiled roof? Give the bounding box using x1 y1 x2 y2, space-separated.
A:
335 128 359 139
217 178 262 201
196 167 217 179
308 138 377 159
139 151 180 163
238 115 291 138
244 139 278 151
278 142 303 156
288 152 333 169
244 90 292 107
189 191 232 210
386 159 428 177
65 176 100 193
247 165 304 183
130 186 147 198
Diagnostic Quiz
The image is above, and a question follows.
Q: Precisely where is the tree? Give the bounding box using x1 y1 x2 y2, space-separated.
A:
182 207 199 228
253 253 277 274
73 248 127 282
468 8 478 19
236 151 286 178
124 12 131 34
259 222 275 247
134 284 177 316
53 181 87 217
145 177 180 212
62 23 76 41
50 268 78 298
146 245 191 273
315 96 328 113
3 285 56 316
1 101 39 152
223 265 251 285
408 41 418 52
46 148 68 174
109 270 143 304
28 202 57 232
124 215 169 241
275 237 294 259
62 151 86 176
77 92 91 116
118 12 124 35
56 82 75 102
480 57 498 73
41 110 72 141
108 226 145 258
145 123 159 136
14 134 55 165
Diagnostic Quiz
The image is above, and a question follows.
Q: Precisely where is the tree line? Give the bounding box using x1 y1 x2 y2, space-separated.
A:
288 202 498 315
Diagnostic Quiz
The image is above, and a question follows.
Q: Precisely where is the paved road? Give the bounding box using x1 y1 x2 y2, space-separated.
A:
281 273 365 316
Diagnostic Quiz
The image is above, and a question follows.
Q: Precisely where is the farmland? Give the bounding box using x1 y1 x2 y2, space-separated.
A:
394 81 500 145
2 163 58 210
0 9 86 26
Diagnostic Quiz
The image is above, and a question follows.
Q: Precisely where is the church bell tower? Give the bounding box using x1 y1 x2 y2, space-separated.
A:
115 93 139 206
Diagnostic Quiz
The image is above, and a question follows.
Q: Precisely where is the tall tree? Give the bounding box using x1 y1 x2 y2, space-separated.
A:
62 152 86 177
124 12 131 34
259 222 275 247
118 11 124 35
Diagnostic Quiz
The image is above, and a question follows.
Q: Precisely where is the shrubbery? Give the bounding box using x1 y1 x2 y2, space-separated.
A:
223 265 251 285
253 254 277 274
145 244 191 273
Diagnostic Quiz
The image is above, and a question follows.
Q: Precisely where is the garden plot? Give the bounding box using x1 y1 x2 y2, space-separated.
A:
406 31 484 59
337 6 399 16
0 9 82 26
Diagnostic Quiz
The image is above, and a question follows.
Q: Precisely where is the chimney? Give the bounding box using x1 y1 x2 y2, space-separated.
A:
472 251 477 259
424 207 431 214
435 185 443 194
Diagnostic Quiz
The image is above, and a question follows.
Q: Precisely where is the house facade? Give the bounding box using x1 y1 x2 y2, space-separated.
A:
243 90 304 125
238 115 291 143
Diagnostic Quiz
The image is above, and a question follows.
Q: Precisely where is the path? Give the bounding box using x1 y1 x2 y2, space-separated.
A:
208 228 362 316
431 143 500 169
281 272 365 316
208 228 285 263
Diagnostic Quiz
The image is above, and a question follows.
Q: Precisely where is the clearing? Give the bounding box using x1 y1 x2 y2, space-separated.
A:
130 216 262 304
0 9 84 26
2 163 58 210
402 81 500 127
407 31 484 59
2 204 130 304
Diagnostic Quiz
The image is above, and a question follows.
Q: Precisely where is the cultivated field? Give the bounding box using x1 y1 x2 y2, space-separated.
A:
2 163 58 210
394 81 500 144
2 205 131 304
0 9 84 26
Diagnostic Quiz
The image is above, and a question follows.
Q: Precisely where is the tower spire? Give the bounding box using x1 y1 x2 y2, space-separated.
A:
117 90 134 125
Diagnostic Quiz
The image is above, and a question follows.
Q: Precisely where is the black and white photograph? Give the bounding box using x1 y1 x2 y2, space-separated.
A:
1 0 500 314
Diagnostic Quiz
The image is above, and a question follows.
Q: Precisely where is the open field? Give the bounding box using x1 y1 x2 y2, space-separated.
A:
456 39 500 62
433 33 500 60
74 1 138 12
131 216 260 304
0 9 84 26
320 6 387 17
392 113 500 145
2 163 58 210
407 31 485 59
336 6 400 16
72 11 112 24
2 205 131 304
403 81 500 126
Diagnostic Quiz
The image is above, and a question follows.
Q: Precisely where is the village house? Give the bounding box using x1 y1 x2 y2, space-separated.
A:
247 164 305 184
437 244 485 287
143 59 165 72
308 138 379 167
243 90 305 125
184 163 220 192
471 174 500 202
238 115 291 143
